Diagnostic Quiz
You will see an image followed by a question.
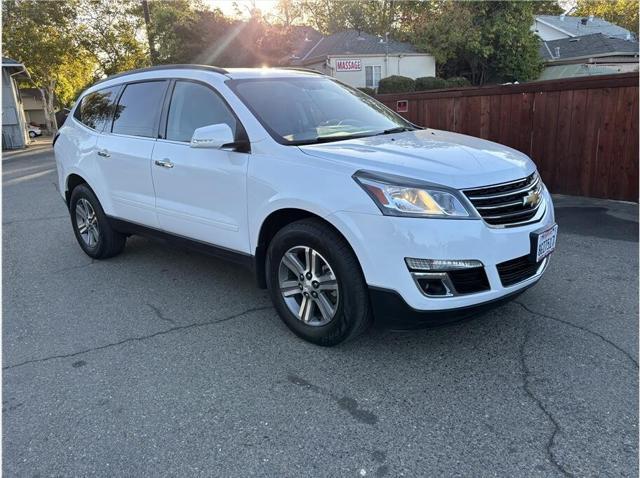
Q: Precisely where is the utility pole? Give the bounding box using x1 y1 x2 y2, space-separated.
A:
141 0 158 64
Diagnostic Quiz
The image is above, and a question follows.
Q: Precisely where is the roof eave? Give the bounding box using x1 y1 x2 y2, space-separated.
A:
546 52 639 63
2 63 31 80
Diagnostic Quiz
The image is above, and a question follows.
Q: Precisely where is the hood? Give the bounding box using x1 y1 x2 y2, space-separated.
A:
298 129 536 189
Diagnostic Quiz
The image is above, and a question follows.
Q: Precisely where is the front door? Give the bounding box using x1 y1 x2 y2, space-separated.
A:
150 80 250 253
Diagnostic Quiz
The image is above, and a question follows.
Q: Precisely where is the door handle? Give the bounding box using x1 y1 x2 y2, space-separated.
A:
154 158 174 169
97 150 110 158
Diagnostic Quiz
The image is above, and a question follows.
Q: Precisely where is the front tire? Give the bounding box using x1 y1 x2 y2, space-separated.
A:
69 184 126 259
266 219 371 346
28 131 36 138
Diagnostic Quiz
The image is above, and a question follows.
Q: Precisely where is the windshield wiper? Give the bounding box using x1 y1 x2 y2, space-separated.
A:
289 132 375 146
289 127 416 146
376 126 416 135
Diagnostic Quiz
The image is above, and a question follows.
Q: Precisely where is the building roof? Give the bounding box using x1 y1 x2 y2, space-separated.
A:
291 29 419 65
2 56 22 66
288 26 324 61
540 33 639 62
2 56 31 79
535 15 633 39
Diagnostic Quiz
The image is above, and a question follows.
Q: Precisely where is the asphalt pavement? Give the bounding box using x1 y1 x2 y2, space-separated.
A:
3 146 638 477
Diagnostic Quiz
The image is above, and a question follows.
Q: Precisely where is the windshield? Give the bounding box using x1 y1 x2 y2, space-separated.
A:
227 76 415 145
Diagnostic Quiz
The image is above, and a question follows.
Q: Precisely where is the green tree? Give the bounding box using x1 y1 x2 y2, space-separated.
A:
148 1 294 67
76 0 149 76
574 0 638 35
271 0 305 27
146 0 201 64
280 0 424 35
54 51 97 107
409 1 543 85
2 0 95 125
532 0 563 15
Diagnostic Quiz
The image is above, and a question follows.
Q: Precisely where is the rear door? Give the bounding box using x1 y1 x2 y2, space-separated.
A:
96 80 169 227
150 79 250 253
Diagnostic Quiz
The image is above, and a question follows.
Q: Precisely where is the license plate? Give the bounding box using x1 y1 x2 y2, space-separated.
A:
532 224 558 262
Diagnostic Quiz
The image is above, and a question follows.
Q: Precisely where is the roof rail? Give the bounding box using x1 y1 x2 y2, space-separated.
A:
93 64 229 86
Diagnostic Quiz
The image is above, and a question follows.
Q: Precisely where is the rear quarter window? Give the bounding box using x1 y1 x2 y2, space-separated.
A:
74 86 120 131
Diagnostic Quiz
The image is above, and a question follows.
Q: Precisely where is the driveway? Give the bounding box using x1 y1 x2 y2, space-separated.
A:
3 147 638 477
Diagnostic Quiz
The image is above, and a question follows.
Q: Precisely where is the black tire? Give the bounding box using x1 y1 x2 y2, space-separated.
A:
28 131 36 138
266 218 371 346
69 184 126 259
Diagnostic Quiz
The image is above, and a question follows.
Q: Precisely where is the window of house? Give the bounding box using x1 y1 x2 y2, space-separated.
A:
111 81 168 138
74 86 119 131
165 81 237 142
365 66 382 89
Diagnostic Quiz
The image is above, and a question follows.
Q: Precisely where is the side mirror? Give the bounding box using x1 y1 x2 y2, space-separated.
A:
190 123 235 149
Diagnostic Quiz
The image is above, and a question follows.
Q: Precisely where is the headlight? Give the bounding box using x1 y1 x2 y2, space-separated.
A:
353 171 475 218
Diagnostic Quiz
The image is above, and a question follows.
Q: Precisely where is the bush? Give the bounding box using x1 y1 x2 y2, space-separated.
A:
357 87 376 96
446 76 472 87
377 75 415 94
414 76 448 91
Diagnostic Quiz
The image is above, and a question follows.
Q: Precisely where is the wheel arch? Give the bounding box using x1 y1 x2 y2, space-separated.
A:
254 208 360 289
65 173 90 206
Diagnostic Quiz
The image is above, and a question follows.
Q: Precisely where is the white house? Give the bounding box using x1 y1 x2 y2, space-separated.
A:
532 14 634 42
19 87 49 128
288 29 435 89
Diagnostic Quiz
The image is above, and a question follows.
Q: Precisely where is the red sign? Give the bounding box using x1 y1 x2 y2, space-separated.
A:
396 100 409 113
335 59 362 72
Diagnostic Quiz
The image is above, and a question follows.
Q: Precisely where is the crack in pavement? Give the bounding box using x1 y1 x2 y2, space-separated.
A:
3 305 273 371
515 301 638 369
147 303 176 325
519 318 573 477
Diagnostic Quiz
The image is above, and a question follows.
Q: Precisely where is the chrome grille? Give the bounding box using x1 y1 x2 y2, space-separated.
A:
462 173 544 227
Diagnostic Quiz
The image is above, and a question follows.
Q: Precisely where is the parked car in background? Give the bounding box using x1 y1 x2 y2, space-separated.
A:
28 125 41 138
54 65 557 346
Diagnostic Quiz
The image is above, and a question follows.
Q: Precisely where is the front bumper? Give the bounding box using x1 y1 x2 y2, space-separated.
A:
327 188 555 320
369 283 535 329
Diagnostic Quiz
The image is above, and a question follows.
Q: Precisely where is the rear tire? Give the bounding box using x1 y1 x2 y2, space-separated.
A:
266 218 371 346
69 184 126 259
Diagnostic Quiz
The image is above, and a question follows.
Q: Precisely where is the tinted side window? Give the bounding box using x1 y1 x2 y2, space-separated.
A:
75 87 119 131
112 81 167 138
166 81 237 143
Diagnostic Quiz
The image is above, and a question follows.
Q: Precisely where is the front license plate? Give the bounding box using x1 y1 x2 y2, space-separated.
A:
532 224 558 262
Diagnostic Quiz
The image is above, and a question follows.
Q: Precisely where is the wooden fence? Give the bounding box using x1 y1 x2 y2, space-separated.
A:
376 73 638 201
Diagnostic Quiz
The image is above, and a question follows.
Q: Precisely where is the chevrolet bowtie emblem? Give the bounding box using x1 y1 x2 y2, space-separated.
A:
522 189 541 207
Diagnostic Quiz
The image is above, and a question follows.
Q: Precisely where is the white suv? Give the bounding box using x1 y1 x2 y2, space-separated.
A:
54 65 557 345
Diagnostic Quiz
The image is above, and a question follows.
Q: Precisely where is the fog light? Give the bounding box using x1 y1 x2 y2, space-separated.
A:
405 258 483 271
417 278 449 296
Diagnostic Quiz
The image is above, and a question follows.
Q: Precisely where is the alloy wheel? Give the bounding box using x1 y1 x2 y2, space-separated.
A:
278 245 339 326
75 198 100 248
